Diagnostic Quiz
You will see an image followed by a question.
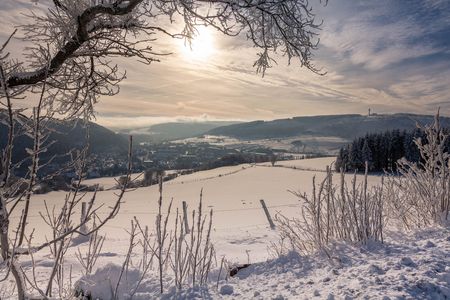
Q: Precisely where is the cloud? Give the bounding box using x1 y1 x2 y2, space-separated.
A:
96 114 243 130
318 0 448 70
0 0 449 129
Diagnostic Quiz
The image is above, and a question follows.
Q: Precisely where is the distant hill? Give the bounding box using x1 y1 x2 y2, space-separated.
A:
120 121 240 143
0 112 128 169
51 120 129 153
207 114 450 140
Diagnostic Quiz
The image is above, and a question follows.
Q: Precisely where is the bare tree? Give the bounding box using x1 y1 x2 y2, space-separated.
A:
270 154 278 166
0 124 134 299
0 0 326 297
3 0 325 112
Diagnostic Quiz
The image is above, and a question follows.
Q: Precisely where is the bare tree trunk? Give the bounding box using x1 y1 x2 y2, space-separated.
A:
0 201 26 300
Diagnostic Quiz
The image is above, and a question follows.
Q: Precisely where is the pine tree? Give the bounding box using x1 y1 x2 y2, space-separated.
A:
361 139 373 170
349 141 362 171
335 147 349 171
335 127 445 173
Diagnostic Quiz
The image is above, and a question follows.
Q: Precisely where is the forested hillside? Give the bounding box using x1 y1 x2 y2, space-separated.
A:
335 127 450 172
207 114 450 140
0 111 128 176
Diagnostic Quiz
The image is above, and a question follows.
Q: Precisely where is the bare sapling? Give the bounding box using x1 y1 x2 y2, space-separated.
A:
170 189 216 289
267 236 290 258
134 185 216 293
277 162 385 256
172 208 190 290
155 175 174 294
128 219 158 299
75 222 105 276
216 256 226 290
112 220 138 300
187 189 215 287
0 135 134 299
76 220 145 300
134 178 215 293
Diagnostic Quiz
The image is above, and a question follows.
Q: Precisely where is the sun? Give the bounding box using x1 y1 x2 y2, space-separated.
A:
180 26 215 61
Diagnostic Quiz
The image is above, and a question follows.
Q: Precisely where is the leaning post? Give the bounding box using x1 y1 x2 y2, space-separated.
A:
260 199 275 230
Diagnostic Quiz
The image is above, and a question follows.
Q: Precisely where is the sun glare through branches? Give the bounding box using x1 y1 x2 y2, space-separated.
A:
179 26 215 61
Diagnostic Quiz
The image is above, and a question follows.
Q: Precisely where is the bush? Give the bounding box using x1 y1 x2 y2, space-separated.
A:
275 113 450 259
276 163 385 257
385 113 450 229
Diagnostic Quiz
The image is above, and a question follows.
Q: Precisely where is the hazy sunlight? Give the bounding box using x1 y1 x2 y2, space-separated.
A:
180 26 215 61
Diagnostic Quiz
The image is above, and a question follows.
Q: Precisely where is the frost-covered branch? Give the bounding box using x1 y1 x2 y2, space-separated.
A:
0 0 325 117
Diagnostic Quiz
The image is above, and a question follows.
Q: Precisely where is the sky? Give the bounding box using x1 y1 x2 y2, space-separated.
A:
1 0 450 129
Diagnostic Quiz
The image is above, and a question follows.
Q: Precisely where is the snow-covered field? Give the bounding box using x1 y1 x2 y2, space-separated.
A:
82 172 144 190
11 157 380 261
174 135 349 153
3 157 450 299
12 158 348 261
81 170 180 190
262 157 338 171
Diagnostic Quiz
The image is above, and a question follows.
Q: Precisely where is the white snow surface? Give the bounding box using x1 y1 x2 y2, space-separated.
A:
262 157 338 171
2 157 450 299
75 228 450 299
225 228 450 300
82 170 180 190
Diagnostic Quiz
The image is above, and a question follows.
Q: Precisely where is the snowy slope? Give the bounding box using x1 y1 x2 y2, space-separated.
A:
213 227 450 300
262 157 338 171
3 157 449 299
11 157 381 261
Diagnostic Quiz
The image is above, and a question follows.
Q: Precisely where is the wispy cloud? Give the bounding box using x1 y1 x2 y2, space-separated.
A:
96 114 243 130
319 0 449 70
0 0 449 128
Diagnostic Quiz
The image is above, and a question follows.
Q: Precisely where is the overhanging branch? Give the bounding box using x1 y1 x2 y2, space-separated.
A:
6 0 143 88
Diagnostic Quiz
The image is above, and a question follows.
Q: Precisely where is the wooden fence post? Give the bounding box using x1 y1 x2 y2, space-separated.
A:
80 202 87 234
260 199 275 229
182 201 190 234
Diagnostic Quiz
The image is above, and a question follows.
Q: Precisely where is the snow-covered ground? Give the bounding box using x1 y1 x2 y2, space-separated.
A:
81 170 180 190
73 227 450 299
174 134 349 153
263 157 338 171
215 227 450 299
2 157 449 299
11 157 380 261
82 172 144 190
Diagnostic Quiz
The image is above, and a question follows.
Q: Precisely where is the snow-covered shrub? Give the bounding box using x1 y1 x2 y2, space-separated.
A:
385 113 450 229
276 164 385 256
75 263 159 300
171 191 215 290
133 181 216 294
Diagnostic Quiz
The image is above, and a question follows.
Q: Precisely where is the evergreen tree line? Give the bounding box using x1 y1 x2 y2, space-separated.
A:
335 127 450 172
